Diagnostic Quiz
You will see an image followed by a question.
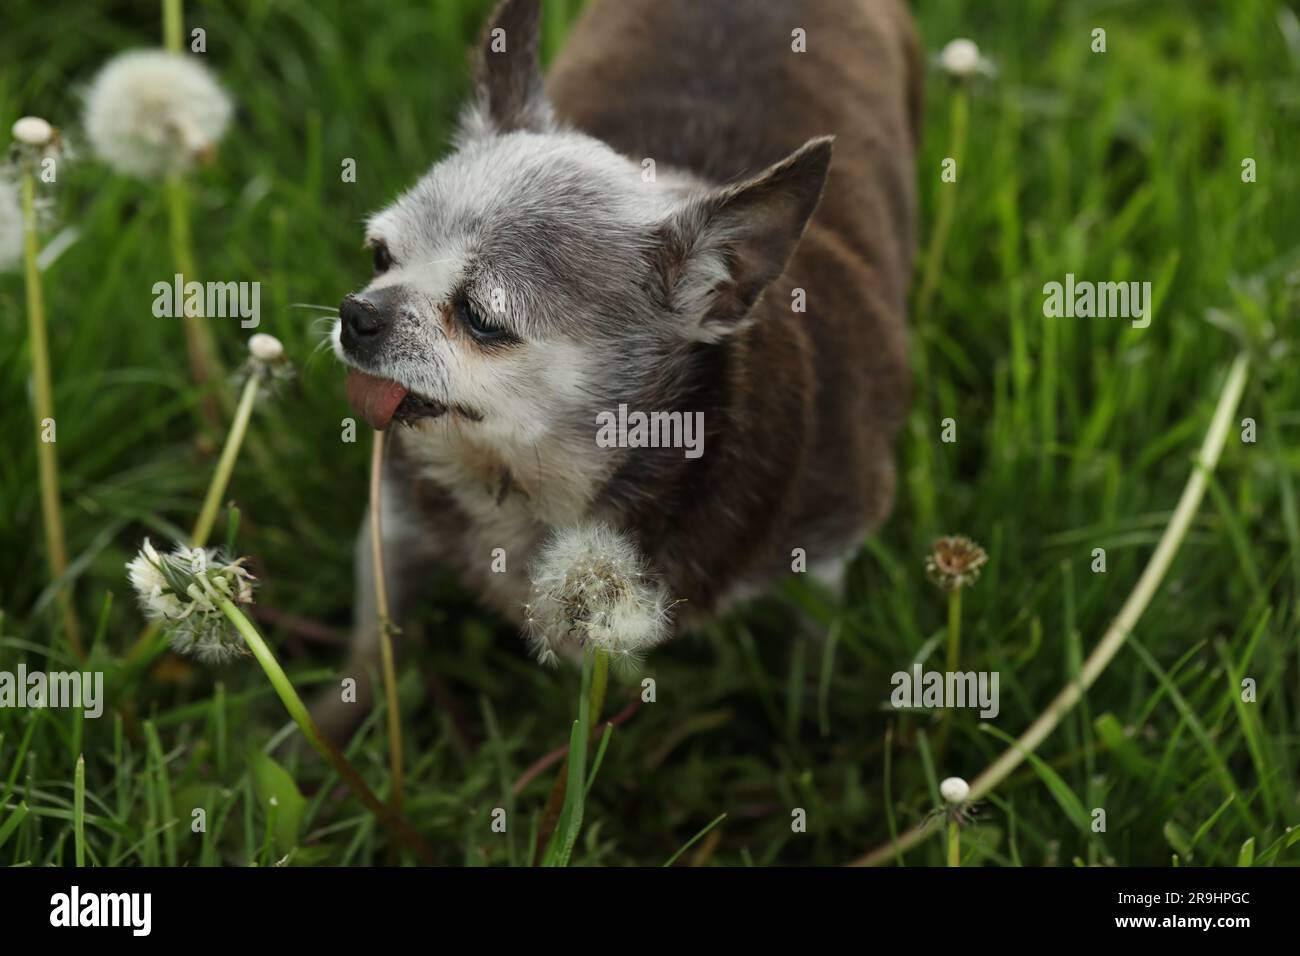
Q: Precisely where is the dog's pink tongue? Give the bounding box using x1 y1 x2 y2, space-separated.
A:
346 370 408 430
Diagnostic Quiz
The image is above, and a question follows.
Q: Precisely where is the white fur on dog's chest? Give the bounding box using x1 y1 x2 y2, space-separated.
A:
398 423 607 616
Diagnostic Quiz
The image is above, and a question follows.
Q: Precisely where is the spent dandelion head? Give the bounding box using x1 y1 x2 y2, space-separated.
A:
931 775 978 828
11 116 61 155
126 537 255 663
10 115 65 171
525 523 673 667
4 114 64 268
238 332 294 395
940 776 970 805
925 535 988 592
84 50 232 179
936 38 997 81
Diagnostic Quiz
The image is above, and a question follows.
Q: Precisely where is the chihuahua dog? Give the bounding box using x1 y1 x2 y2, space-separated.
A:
327 0 919 732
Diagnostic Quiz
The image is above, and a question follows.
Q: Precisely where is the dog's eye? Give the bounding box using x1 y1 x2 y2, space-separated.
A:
455 295 516 346
372 242 393 275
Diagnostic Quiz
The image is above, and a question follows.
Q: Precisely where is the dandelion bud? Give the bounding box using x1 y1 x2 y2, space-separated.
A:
940 776 970 804
525 523 672 666
84 50 233 179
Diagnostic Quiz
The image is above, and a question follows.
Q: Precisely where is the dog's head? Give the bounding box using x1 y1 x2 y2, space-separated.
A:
335 0 831 477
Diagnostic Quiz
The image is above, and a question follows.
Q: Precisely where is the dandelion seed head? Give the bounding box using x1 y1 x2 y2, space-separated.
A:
84 50 233 179
524 523 672 666
126 538 255 664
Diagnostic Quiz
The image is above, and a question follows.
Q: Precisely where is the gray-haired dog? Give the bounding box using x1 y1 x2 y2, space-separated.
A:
325 0 919 736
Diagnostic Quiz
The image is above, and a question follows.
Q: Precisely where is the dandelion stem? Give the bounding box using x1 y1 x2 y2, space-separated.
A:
534 648 610 863
124 369 259 666
947 818 959 867
369 430 405 816
915 87 968 320
936 586 963 758
166 173 224 431
21 166 83 658
191 372 259 548
945 587 962 674
161 0 225 428
74 754 85 866
214 595 434 863
848 354 1250 866
162 0 184 53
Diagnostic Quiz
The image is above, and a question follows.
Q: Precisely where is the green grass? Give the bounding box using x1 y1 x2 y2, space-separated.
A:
1 0 1298 867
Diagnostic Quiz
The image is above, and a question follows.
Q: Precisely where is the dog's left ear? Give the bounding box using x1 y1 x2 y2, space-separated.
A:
652 137 833 342
460 0 554 139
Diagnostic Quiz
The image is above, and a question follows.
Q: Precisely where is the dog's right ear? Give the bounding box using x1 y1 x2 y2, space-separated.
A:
651 137 834 342
458 0 555 141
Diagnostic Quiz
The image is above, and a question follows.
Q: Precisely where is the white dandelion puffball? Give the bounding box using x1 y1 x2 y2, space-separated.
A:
939 38 994 79
12 116 55 147
940 776 971 804
84 50 233 178
525 523 672 666
127 538 255 664
0 179 22 273
248 333 284 363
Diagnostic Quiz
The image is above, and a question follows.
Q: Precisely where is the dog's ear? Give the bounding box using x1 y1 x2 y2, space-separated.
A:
460 0 554 139
651 137 833 342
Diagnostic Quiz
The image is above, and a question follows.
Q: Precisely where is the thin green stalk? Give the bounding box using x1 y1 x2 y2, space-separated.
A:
124 371 259 666
936 587 964 759
165 0 224 428
915 87 969 320
215 596 434 863
74 754 85 867
536 648 609 864
947 818 959 867
543 648 603 867
162 0 183 52
850 354 1251 866
21 166 83 658
167 174 224 430
945 587 962 674
369 431 405 816
192 373 258 549
663 812 728 867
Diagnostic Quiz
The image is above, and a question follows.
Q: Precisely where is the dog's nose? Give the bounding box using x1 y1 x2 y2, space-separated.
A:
341 293 387 339
340 291 398 360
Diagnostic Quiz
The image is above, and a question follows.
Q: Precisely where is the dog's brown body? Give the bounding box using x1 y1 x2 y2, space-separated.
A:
545 0 920 610
325 0 919 732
